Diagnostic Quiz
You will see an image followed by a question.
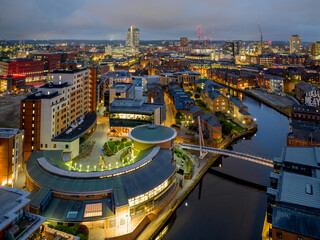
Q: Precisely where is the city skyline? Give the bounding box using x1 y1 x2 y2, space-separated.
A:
0 0 320 41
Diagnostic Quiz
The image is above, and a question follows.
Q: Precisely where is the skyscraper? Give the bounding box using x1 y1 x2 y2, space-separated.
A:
290 35 301 54
126 25 140 48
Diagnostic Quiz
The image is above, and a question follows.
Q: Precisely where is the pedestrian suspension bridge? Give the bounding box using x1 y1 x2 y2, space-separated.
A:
178 116 274 167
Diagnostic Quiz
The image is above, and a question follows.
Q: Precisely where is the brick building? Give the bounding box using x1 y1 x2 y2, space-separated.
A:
0 58 44 83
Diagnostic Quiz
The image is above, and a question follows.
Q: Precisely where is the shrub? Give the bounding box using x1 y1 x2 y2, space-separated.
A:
118 142 125 151
78 225 89 235
121 137 127 143
77 233 88 240
47 223 54 228
115 140 121 146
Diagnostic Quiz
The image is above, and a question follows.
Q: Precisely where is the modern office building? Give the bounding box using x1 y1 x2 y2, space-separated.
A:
104 82 135 110
0 59 45 83
126 26 140 48
109 98 166 136
26 124 178 239
267 147 320 239
31 52 61 73
0 74 26 92
0 186 46 240
0 128 24 187
20 68 97 160
290 35 301 54
224 41 240 57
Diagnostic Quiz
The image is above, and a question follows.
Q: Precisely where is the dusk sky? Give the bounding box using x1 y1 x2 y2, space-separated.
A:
0 0 319 42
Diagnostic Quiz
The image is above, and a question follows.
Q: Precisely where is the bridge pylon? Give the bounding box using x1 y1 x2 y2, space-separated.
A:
198 115 207 159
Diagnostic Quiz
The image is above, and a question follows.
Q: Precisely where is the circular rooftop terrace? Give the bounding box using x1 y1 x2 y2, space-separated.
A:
129 124 177 144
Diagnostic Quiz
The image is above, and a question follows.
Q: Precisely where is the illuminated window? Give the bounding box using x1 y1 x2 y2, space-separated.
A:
84 203 102 218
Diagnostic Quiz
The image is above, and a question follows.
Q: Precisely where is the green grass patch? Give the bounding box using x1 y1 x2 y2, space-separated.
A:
108 141 117 153
118 142 125 151
174 147 192 174
221 120 244 135
104 140 132 155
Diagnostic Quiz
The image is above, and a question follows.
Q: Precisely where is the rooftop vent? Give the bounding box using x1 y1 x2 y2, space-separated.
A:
305 184 313 195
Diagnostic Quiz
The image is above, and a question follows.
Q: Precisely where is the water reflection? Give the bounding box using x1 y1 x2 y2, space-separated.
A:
161 93 290 240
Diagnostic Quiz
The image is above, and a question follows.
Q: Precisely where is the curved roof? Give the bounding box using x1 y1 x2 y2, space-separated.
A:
129 124 177 144
37 146 160 179
26 148 175 201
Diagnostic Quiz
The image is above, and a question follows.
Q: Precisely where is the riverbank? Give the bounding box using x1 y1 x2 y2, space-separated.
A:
245 89 293 117
210 79 294 117
137 122 257 240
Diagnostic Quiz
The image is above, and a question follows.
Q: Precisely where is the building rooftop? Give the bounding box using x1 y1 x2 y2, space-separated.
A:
109 98 164 115
24 90 60 100
109 83 134 93
0 187 30 230
277 171 320 211
52 68 88 74
262 74 285 80
272 206 320 239
229 97 247 109
281 147 320 169
41 197 114 223
0 128 23 138
239 109 251 116
39 82 70 89
52 112 97 142
186 106 203 115
26 147 175 203
129 124 176 144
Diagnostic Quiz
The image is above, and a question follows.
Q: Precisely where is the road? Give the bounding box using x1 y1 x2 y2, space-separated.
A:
164 93 176 127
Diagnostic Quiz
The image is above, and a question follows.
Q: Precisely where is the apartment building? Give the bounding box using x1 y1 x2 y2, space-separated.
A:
0 128 23 187
20 68 96 159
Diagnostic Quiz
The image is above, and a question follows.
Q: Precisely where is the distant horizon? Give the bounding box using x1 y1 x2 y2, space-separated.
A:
1 0 319 42
0 39 314 44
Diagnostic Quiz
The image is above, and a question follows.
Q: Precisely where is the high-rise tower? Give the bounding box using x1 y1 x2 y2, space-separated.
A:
126 26 140 48
126 26 140 56
290 35 301 54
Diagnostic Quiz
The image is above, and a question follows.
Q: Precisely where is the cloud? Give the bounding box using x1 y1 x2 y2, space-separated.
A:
0 0 319 41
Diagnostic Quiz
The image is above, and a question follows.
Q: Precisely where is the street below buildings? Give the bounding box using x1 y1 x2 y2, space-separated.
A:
164 92 175 127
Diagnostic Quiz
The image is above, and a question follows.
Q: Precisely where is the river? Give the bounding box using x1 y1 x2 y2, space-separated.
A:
163 93 290 240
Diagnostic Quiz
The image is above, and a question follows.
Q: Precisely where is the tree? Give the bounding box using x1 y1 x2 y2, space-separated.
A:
186 91 193 97
194 93 200 99
196 86 202 94
175 111 183 125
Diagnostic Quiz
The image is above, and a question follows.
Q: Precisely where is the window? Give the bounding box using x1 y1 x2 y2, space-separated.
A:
297 238 303 240
65 144 69 149
276 231 282 239
53 144 56 148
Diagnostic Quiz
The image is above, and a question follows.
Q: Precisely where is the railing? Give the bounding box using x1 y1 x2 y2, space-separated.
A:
179 143 273 167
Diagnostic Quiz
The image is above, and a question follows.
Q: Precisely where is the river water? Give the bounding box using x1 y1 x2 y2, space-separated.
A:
163 93 290 240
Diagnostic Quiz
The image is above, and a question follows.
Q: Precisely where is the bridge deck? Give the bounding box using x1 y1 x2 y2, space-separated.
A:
179 143 273 167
